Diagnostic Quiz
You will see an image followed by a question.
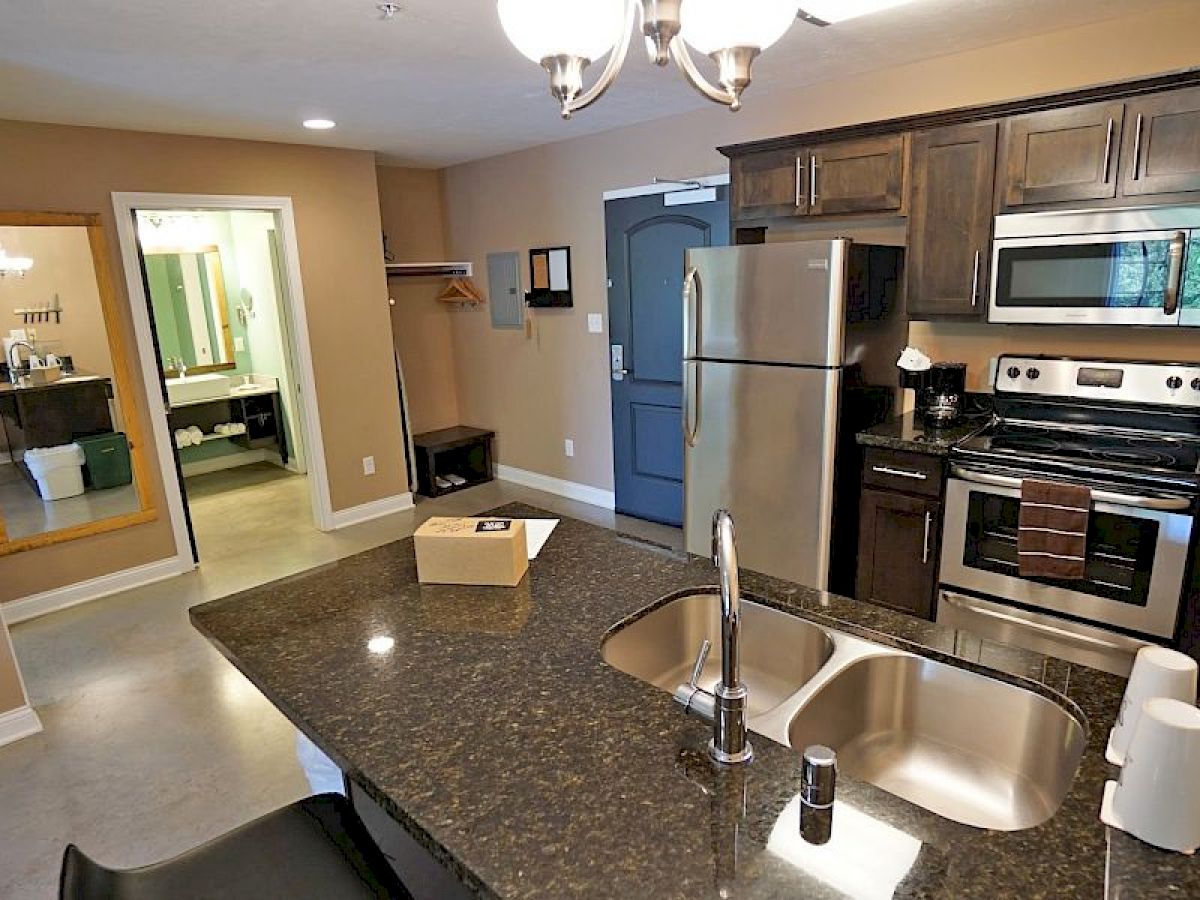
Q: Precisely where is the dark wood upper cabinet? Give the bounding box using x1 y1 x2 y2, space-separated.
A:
856 487 941 620
807 134 907 216
730 148 801 220
998 101 1124 209
1121 86 1200 198
906 122 998 318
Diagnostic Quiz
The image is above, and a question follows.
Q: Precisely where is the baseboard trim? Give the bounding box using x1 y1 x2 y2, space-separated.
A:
496 465 616 510
3 556 193 625
0 705 42 747
328 492 415 530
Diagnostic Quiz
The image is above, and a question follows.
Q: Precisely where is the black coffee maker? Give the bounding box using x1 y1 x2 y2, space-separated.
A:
900 362 968 424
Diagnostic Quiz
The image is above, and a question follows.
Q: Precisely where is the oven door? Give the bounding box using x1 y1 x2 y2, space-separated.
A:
940 467 1193 638
989 228 1190 325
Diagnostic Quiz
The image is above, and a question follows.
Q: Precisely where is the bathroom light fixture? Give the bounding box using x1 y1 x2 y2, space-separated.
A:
302 118 337 130
500 0 897 118
0 244 33 277
367 636 395 654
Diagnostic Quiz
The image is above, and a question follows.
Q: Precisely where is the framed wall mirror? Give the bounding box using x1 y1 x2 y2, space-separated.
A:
143 247 235 377
0 212 156 554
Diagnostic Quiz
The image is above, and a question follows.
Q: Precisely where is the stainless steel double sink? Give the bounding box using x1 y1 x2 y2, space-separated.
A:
601 592 1087 832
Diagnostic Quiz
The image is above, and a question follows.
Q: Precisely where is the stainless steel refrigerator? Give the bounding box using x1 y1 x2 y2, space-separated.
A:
683 239 905 593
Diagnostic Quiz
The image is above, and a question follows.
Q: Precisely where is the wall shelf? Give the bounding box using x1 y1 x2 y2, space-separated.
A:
385 262 473 279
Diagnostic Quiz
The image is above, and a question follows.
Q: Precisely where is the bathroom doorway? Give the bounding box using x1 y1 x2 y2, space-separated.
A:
113 194 333 567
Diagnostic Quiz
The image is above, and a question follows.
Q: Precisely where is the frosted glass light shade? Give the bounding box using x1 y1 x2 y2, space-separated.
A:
680 0 799 54
799 0 914 23
498 0 625 64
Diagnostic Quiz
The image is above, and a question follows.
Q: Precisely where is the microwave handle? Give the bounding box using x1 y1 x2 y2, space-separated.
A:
1164 231 1186 317
950 465 1193 512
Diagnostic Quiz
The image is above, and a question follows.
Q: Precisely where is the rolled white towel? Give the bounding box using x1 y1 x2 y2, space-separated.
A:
233 423 247 435
174 429 190 449
187 426 203 444
215 423 230 435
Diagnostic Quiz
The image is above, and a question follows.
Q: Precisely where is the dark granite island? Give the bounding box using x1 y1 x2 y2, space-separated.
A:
191 504 1200 899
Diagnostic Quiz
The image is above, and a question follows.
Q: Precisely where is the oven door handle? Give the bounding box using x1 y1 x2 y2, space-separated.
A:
940 593 1144 654
950 465 1193 512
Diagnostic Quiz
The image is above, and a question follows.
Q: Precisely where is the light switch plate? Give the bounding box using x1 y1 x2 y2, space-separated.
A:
234 336 246 352
564 439 575 458
587 313 603 334
362 456 376 476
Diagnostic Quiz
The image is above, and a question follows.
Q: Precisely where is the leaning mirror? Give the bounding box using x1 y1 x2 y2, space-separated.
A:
142 247 236 377
0 213 156 552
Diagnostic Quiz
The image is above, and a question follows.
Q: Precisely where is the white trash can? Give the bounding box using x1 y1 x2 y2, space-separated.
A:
24 444 87 501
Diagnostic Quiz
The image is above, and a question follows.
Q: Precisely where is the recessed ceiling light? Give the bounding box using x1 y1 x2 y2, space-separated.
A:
302 118 336 130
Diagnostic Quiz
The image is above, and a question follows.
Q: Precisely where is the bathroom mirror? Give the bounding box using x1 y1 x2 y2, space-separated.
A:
143 247 235 376
0 212 156 554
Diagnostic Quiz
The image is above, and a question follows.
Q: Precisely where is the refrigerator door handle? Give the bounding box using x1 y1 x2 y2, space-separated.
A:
684 360 701 447
683 266 701 359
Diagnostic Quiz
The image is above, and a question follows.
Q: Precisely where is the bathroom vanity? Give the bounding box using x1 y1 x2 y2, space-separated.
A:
0 374 114 480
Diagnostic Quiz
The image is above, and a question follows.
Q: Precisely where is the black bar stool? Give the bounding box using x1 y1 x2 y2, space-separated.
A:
59 793 414 899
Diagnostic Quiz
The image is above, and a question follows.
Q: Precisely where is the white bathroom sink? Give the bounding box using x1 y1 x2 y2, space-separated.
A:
166 373 232 406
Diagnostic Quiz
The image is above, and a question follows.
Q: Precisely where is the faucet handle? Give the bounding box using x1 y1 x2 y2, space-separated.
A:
688 639 712 689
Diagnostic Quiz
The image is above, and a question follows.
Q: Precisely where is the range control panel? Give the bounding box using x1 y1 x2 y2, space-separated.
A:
996 356 1200 409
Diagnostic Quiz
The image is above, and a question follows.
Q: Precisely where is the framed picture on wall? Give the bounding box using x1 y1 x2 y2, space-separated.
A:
527 246 572 308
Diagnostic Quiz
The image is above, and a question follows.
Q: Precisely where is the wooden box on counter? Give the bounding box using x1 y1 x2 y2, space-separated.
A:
414 517 528 587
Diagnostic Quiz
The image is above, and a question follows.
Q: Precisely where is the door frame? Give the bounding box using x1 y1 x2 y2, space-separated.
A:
112 192 336 569
602 172 729 525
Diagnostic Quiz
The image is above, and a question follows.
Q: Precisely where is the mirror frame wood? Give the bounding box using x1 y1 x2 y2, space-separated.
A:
144 245 237 378
0 211 157 556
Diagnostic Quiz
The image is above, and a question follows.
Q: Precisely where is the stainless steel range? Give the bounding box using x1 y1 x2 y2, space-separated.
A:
938 355 1200 674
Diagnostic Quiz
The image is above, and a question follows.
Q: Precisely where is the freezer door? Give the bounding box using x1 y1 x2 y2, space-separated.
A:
684 241 847 367
684 360 840 589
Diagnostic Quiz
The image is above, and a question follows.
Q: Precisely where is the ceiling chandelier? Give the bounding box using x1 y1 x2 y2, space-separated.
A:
498 1 913 119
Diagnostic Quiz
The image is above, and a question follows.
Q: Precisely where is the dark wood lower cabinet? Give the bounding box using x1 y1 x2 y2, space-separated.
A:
856 487 941 620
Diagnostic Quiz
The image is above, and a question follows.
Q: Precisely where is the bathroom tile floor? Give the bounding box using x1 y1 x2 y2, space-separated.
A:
0 468 680 898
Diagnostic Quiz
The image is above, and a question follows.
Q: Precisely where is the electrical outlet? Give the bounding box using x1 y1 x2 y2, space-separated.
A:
362 456 376 476
564 439 575 458
234 336 245 352
587 313 603 334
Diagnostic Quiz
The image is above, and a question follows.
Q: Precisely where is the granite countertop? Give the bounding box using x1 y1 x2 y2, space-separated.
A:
856 411 991 457
191 504 1200 899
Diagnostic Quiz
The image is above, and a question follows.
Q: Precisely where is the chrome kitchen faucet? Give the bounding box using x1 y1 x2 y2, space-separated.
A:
674 509 753 765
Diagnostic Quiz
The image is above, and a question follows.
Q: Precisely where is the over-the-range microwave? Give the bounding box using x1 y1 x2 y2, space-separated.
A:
989 206 1200 326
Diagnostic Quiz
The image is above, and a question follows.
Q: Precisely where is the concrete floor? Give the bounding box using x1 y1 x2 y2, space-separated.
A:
0 462 141 540
0 467 679 899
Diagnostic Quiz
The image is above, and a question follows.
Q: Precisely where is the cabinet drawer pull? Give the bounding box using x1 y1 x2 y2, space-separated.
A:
1131 113 1144 181
795 156 805 207
970 249 981 308
809 155 819 203
922 511 932 565
1102 117 1114 183
872 465 927 481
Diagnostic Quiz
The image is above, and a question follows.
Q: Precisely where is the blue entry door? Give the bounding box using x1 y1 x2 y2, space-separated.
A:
605 187 729 526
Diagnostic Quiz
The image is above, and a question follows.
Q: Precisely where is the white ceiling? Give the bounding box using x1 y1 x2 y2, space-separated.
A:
0 0 1179 168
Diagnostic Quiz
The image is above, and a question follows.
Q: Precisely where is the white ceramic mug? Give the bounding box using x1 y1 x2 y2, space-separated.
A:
1103 698 1200 854
1107 646 1197 766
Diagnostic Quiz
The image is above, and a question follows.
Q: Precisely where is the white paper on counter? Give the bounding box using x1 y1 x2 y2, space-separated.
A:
523 519 559 559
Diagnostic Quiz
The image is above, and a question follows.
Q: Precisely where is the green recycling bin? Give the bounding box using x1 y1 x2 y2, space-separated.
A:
77 432 133 490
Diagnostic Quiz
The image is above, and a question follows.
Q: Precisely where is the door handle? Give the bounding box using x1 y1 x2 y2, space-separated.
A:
809 155 819 204
922 511 932 565
794 156 806 208
610 344 629 382
683 266 701 360
1101 117 1114 183
683 361 701 447
1131 113 1144 181
970 249 981 308
1164 231 1186 317
950 465 1192 511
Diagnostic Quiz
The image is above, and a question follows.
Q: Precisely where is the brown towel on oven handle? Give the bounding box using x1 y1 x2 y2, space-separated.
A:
1018 479 1091 580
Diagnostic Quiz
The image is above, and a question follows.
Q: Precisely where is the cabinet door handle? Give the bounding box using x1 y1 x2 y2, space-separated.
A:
1131 113 1144 181
922 511 932 565
970 249 981 308
872 465 927 481
1102 117 1114 183
795 156 806 208
809 155 819 203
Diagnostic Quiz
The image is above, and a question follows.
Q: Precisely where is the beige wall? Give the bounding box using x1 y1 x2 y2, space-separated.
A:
377 166 461 435
0 615 29 714
443 3 1200 492
0 120 407 604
